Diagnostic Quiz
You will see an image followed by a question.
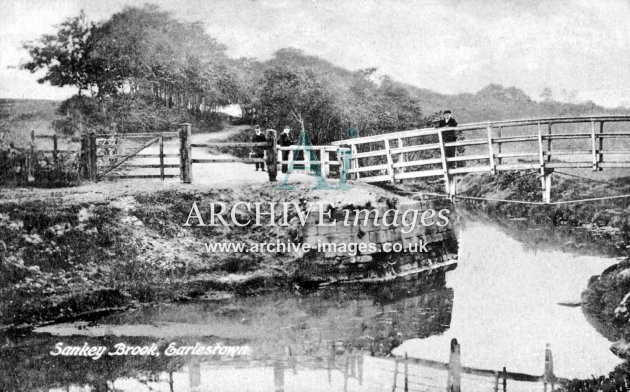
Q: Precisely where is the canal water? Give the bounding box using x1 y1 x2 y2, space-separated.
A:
1 219 624 391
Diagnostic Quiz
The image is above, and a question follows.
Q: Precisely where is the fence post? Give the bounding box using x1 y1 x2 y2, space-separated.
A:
487 126 495 174
437 129 452 197
447 338 462 392
537 123 550 203
502 366 507 392
351 144 359 180
273 360 284 392
159 136 165 180
547 123 553 163
321 148 329 179
89 132 97 181
80 134 89 180
404 352 409 392
590 120 597 171
496 126 503 166
384 139 395 184
53 134 58 166
597 121 604 171
26 130 35 182
179 123 192 183
543 343 555 392
266 129 278 182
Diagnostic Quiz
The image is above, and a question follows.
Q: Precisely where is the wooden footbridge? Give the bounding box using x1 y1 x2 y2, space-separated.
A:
331 115 630 203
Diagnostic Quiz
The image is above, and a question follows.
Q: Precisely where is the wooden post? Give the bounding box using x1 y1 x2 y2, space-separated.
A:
437 129 452 197
447 338 462 392
591 120 598 171
344 353 349 392
80 134 89 180
89 132 97 181
321 148 329 179
357 350 364 385
391 357 399 392
179 123 192 183
351 144 359 180
266 129 278 182
547 123 553 163
543 343 555 392
53 134 58 166
543 170 552 204
537 123 548 203
404 352 409 392
486 126 495 174
273 360 284 392
27 130 35 182
494 371 499 392
384 139 395 184
597 121 604 171
497 127 503 166
502 366 507 392
159 136 165 180
327 341 335 385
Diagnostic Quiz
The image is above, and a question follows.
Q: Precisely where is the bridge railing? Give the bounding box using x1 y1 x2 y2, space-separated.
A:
331 115 630 202
276 145 340 178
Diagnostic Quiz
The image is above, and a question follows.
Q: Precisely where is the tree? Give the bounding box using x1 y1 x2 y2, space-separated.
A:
21 11 97 95
255 66 342 144
540 87 554 102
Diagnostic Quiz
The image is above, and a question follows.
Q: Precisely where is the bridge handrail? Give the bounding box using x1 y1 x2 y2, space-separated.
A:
332 115 630 146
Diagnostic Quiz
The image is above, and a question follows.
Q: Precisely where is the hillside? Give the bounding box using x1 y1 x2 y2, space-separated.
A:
403 83 630 123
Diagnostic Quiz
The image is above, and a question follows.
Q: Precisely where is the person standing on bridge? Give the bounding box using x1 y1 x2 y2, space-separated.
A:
251 125 267 171
436 110 459 167
278 126 293 173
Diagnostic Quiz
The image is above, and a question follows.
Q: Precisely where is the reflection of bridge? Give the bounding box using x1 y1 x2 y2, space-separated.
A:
332 116 630 203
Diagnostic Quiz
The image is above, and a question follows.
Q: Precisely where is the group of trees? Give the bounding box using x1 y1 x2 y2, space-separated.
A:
21 5 433 140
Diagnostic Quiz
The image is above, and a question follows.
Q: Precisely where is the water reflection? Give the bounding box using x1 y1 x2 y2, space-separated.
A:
1 273 454 392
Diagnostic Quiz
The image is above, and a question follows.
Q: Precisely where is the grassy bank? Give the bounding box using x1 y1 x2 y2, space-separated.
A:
0 185 311 328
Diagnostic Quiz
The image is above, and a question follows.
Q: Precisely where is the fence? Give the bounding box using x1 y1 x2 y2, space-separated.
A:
276 145 340 179
331 115 630 203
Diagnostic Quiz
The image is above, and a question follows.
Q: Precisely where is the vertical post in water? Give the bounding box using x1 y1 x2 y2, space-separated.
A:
404 352 409 392
159 136 165 180
266 129 278 182
391 357 399 392
89 132 97 181
179 123 192 183
53 134 59 166
494 372 499 392
344 354 349 392
273 360 284 392
447 339 462 392
437 129 452 197
543 343 555 392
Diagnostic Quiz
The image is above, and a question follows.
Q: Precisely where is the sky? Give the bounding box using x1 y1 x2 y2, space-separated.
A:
1 0 630 107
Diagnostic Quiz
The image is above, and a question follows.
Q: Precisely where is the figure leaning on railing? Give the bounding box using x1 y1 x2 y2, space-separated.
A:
250 125 267 171
432 110 461 168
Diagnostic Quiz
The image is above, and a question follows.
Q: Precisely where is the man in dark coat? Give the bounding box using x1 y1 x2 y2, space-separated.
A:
251 125 267 171
435 110 459 167
278 126 293 173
